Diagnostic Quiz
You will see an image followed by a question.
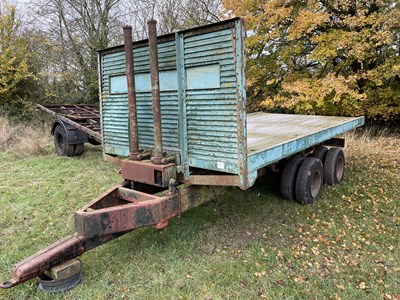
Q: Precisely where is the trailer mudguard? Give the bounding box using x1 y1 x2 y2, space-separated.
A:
51 120 88 145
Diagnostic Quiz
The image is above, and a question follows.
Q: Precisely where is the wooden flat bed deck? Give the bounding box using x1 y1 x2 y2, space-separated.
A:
246 112 364 172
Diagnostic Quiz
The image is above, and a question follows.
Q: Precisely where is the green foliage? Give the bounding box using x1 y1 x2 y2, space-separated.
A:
224 0 400 121
0 3 43 120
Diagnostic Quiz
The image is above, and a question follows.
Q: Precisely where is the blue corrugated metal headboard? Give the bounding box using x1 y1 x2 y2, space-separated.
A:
98 18 247 183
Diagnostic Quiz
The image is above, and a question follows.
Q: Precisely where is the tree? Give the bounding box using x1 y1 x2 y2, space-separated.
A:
29 0 223 104
123 0 223 38
0 2 39 119
223 0 400 121
30 0 123 103
3 0 224 111
182 0 222 27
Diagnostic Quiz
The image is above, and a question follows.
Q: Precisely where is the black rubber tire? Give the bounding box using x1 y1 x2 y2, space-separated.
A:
38 273 82 293
74 144 85 156
295 157 324 205
280 155 305 200
324 148 345 185
311 146 328 165
54 125 74 156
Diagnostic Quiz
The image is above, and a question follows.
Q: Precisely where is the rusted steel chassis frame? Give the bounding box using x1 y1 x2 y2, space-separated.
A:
0 184 223 289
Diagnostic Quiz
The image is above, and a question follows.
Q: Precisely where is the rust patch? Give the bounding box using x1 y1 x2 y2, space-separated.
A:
123 26 140 159
148 20 163 163
121 159 176 187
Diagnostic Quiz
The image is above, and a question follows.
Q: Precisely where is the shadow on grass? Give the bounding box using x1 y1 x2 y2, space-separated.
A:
94 168 295 263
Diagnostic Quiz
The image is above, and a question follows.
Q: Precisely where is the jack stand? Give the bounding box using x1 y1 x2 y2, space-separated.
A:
38 259 82 293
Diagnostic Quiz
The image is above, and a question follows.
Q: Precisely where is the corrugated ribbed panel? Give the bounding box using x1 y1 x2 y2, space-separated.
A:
101 41 179 156
99 21 242 175
184 29 239 173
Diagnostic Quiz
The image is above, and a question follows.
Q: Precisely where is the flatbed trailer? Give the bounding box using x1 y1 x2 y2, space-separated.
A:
37 104 102 156
1 18 364 292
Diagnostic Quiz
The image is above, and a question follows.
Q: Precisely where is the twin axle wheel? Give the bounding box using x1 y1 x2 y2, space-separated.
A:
280 147 345 205
295 157 324 205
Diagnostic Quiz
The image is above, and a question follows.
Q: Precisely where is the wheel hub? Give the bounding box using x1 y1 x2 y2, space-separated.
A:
311 170 322 198
336 157 344 181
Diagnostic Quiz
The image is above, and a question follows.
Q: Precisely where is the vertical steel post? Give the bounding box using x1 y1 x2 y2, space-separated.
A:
147 20 163 164
123 26 140 160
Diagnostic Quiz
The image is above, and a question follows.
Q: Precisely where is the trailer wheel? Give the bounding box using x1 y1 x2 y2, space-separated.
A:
280 155 304 200
295 157 323 205
54 125 75 156
74 144 85 156
324 148 345 185
311 146 328 165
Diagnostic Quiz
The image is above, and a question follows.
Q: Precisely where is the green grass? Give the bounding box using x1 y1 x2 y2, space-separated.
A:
0 133 399 300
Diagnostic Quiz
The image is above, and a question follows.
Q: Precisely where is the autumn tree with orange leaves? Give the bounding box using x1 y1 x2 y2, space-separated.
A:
223 0 400 121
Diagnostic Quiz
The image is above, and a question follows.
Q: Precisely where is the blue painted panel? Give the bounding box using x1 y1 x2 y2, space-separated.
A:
109 71 178 94
100 24 241 166
110 75 127 94
101 39 179 154
186 64 220 89
135 71 178 92
183 26 240 174
188 157 239 174
176 32 189 178
234 19 248 189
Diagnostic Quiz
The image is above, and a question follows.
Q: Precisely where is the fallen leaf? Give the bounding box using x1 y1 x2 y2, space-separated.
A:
294 275 305 283
311 247 320 256
359 282 366 289
336 284 345 290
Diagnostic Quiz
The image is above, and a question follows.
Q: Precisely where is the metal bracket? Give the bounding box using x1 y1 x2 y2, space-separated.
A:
120 159 176 188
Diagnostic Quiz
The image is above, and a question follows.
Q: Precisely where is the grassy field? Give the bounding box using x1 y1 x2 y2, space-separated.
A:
0 124 399 299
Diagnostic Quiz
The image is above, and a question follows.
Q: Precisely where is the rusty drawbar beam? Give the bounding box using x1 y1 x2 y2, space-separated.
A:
0 185 225 289
123 25 140 160
147 20 163 164
0 233 125 289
